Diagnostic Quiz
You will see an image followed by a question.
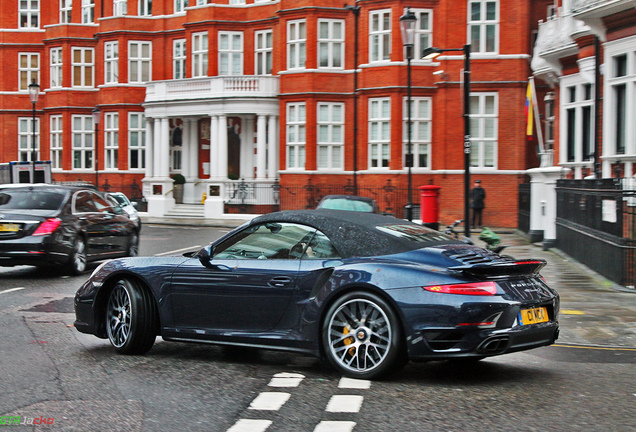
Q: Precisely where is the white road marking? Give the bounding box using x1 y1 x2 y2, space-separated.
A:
227 419 272 432
325 395 364 413
338 377 371 389
313 421 357 432
248 392 291 411
154 245 202 256
268 372 305 388
0 287 25 295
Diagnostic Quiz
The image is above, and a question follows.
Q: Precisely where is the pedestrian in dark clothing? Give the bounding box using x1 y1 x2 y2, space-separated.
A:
470 180 486 228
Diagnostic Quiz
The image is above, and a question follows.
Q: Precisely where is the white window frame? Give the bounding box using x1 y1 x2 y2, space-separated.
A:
81 0 95 24
192 32 208 78
318 19 344 70
138 0 152 16
286 102 306 169
173 39 186 80
113 0 127 16
19 0 39 29
72 115 94 170
19 53 40 92
255 30 273 75
317 103 344 170
50 115 63 169
60 0 72 24
104 41 119 84
128 41 152 83
50 48 63 89
229 0 246 4
128 112 146 170
218 31 243 76
468 0 499 54
18 117 40 162
413 9 433 60
369 10 391 63
72 47 94 88
560 78 594 168
368 98 391 169
196 0 207 5
469 92 498 169
604 39 636 161
403 97 432 169
104 113 119 170
174 0 188 14
287 20 306 70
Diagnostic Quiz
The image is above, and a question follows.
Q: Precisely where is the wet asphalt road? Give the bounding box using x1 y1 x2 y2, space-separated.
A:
0 225 634 431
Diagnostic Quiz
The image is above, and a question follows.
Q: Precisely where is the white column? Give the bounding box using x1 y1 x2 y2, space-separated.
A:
159 117 170 178
144 117 154 179
256 114 267 179
218 114 228 179
267 115 278 179
188 119 199 180
210 115 218 178
153 117 163 178
244 116 255 179
182 120 191 179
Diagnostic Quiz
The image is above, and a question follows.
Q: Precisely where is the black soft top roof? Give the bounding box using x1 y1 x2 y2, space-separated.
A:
250 209 455 258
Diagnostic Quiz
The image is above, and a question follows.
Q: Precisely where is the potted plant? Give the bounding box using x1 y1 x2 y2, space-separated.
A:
171 173 186 204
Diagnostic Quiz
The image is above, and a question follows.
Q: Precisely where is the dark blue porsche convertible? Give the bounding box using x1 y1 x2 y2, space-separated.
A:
74 210 559 379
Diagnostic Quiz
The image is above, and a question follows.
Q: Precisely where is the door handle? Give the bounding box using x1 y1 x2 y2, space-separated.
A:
268 276 293 287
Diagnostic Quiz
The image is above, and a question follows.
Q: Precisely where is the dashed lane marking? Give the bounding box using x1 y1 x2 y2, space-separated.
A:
561 310 585 315
227 419 272 432
325 395 364 413
268 372 305 388
0 287 25 295
338 377 371 389
313 421 357 432
248 392 291 411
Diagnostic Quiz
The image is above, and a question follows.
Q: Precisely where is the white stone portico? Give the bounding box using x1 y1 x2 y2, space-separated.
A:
141 76 280 219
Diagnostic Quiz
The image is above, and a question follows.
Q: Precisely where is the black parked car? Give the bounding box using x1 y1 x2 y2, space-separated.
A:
0 185 139 274
75 210 559 379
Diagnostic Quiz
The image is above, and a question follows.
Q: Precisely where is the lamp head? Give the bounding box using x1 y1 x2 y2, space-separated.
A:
92 107 102 125
422 47 443 60
28 80 40 104
400 8 417 47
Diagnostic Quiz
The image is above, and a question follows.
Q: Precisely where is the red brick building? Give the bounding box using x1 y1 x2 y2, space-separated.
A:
0 0 546 226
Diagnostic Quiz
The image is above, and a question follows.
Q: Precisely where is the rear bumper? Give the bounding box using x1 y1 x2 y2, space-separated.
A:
0 236 69 267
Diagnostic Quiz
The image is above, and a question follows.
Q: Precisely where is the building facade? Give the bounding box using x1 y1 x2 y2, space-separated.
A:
1 0 544 226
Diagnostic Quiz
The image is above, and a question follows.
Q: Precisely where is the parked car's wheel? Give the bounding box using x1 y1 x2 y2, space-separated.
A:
106 278 157 354
126 232 139 257
322 291 406 379
66 237 87 275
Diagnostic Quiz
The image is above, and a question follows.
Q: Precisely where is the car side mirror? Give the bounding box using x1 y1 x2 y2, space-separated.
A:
196 245 218 269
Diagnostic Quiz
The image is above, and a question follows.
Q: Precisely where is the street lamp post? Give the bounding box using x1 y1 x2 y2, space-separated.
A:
92 108 102 189
345 4 360 195
422 45 471 238
28 80 40 184
400 8 417 222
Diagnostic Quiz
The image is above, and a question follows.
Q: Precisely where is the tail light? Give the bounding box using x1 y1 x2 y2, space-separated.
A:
423 281 497 296
33 218 62 236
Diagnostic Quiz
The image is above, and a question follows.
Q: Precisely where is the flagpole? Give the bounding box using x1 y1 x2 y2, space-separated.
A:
529 77 547 166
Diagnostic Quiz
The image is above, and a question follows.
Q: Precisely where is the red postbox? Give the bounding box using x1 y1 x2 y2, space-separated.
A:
418 185 441 230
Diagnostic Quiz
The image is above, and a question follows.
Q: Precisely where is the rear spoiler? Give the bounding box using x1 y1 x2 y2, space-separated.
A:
449 259 546 278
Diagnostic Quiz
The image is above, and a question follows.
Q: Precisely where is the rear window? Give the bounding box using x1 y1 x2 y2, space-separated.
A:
318 198 376 213
376 224 452 243
0 191 65 211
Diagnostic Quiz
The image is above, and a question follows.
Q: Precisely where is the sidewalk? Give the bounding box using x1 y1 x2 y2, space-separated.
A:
485 232 636 349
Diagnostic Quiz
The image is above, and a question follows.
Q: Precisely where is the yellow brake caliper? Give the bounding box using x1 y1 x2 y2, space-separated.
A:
343 326 355 356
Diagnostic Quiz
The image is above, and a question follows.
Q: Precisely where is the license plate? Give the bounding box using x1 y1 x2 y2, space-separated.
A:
0 223 20 232
519 307 549 325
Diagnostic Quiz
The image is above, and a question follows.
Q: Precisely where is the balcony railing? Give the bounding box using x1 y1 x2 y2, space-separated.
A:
534 12 586 57
572 0 622 13
146 76 279 103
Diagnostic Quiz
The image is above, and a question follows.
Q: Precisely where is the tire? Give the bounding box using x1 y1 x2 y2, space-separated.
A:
106 278 157 354
126 232 139 257
322 291 406 379
66 237 87 275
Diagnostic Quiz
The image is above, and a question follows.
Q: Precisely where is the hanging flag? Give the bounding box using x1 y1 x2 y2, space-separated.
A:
525 81 534 138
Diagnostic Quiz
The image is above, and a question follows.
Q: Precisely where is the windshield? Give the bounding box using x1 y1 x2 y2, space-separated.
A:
110 194 128 206
0 191 65 211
